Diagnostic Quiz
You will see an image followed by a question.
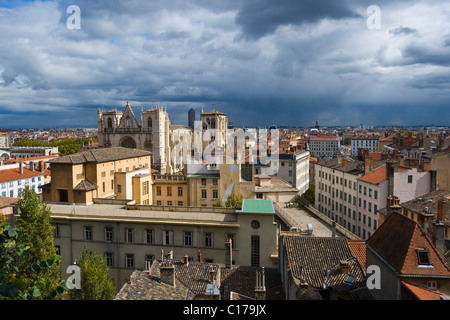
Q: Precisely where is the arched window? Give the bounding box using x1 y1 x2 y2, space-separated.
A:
107 118 112 128
126 117 131 127
211 119 216 129
148 117 152 128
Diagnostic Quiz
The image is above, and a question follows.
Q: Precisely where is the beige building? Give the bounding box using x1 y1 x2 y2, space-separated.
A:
42 148 152 205
152 173 188 206
430 152 450 191
49 198 279 291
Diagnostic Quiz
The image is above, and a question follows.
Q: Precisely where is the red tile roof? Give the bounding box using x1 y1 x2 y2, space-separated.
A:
366 212 450 277
0 167 51 183
401 281 443 300
348 240 367 271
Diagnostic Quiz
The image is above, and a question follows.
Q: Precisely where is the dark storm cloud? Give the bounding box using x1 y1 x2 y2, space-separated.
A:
235 0 360 40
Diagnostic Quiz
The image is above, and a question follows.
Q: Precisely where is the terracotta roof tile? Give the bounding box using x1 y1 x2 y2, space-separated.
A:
348 240 367 271
0 167 50 183
366 212 450 276
401 281 443 300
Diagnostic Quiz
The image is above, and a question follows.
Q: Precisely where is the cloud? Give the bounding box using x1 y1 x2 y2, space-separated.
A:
389 26 419 37
0 0 449 128
234 0 360 40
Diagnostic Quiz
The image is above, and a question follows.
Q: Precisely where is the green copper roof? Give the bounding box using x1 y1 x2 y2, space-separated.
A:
238 199 275 214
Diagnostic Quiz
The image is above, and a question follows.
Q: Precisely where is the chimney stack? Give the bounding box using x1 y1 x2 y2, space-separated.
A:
430 170 437 192
225 238 232 268
437 199 447 221
254 267 266 300
364 156 373 174
339 260 350 273
183 255 189 266
19 162 23 174
160 262 175 287
198 251 202 263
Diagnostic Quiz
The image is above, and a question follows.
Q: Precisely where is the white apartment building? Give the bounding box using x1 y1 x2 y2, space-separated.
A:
315 155 438 240
274 150 310 194
351 135 379 156
309 135 340 159
0 162 51 198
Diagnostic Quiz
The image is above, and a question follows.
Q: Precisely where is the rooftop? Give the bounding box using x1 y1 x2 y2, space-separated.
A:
48 147 151 164
366 212 450 276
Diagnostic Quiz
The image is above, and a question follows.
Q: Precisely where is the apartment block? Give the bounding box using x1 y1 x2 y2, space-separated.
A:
0 162 50 198
308 135 340 159
351 134 379 156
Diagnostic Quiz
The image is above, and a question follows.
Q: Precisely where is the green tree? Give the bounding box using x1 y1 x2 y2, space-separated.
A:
225 193 244 209
15 186 63 299
0 214 68 300
69 247 116 300
302 183 315 204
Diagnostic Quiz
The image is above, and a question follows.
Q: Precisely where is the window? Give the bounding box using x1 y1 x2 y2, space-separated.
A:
178 187 183 197
212 190 218 199
126 117 131 127
105 253 114 267
205 232 213 248
408 175 413 183
167 186 172 196
117 184 122 193
125 228 133 243
256 193 263 199
84 226 92 241
427 281 437 290
167 201 172 206
102 182 105 193
251 235 260 267
178 201 183 206
105 227 113 242
156 186 161 196
201 190 207 199
212 179 218 186
148 117 152 128
143 181 149 195
126 254 134 268
374 190 378 200
163 230 173 246
201 178 207 186
417 249 431 266
184 231 192 247
156 200 162 205
145 229 153 244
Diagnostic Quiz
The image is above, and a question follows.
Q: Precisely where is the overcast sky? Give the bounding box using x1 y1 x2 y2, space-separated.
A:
0 0 450 129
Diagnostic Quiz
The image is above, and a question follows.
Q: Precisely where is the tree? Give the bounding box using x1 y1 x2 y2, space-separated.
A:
0 214 68 300
69 247 116 300
302 183 315 205
15 186 63 299
225 193 244 209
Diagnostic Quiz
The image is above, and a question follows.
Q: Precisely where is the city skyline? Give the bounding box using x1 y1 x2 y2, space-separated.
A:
1 1 450 128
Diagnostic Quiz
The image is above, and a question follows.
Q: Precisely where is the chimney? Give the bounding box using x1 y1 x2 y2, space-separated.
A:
209 270 215 284
336 152 343 166
342 158 348 166
437 199 447 221
183 254 189 266
160 263 175 287
433 220 446 260
386 160 398 197
198 251 202 263
254 267 266 300
339 260 350 273
421 161 430 172
30 162 35 171
225 238 232 268
40 161 45 172
395 154 404 167
364 156 373 174
19 162 23 174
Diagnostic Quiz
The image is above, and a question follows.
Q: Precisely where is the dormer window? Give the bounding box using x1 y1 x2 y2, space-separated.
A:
417 248 432 266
